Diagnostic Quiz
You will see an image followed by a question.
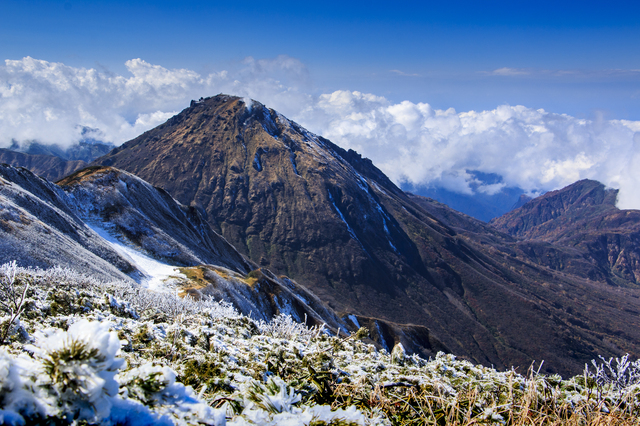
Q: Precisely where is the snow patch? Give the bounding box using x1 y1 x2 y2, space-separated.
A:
370 181 389 197
86 223 185 292
327 191 359 243
348 315 360 329
370 199 398 252
355 173 369 194
289 152 299 176
374 321 389 352
253 153 263 171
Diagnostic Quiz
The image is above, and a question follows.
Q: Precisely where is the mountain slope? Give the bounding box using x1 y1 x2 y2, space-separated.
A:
0 148 88 181
90 94 640 375
0 165 133 281
0 163 353 332
58 166 251 274
490 179 640 286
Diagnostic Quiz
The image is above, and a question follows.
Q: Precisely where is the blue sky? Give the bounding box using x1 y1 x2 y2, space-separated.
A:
2 0 640 209
2 0 639 119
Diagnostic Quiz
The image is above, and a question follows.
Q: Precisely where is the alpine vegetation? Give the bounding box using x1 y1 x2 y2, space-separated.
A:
2 263 640 425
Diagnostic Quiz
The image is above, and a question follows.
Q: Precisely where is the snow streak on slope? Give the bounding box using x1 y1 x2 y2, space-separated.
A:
87 222 185 292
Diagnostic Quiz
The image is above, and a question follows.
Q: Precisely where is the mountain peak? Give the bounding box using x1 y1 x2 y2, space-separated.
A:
490 179 619 240
91 96 640 375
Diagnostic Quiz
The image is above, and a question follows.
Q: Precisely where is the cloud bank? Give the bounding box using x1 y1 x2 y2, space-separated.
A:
2 57 640 208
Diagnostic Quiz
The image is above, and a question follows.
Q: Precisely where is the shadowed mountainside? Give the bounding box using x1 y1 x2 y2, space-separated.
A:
490 179 640 287
91 94 640 375
0 148 88 182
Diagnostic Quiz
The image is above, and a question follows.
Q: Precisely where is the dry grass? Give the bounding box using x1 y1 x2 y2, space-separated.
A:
366 387 640 425
56 165 113 186
315 360 640 425
173 266 209 298
176 266 263 298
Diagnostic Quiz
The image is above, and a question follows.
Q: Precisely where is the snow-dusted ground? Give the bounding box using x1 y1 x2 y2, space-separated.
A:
2 262 640 425
86 223 185 292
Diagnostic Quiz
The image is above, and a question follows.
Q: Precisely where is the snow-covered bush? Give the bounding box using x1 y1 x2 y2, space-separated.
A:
246 377 302 413
119 363 224 425
0 318 225 425
27 319 123 421
585 353 640 395
0 349 43 425
257 312 324 340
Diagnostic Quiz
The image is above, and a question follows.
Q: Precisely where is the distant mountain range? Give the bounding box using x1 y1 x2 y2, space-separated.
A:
3 94 640 376
0 140 114 182
9 140 114 162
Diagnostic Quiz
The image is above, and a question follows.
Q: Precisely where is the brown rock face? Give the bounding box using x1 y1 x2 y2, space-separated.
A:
93 95 640 375
491 179 640 286
95 95 431 318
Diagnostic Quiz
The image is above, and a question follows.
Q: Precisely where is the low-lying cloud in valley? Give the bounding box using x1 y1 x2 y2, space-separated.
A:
2 56 640 208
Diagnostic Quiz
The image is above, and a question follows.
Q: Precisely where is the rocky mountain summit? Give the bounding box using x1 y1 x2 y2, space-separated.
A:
90 94 640 375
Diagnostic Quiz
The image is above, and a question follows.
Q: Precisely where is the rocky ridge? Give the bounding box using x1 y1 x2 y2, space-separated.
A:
491 179 640 286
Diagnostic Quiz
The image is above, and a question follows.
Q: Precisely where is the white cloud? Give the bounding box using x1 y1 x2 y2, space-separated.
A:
0 56 312 148
490 67 531 76
486 67 640 79
295 92 640 209
2 57 640 209
390 69 421 77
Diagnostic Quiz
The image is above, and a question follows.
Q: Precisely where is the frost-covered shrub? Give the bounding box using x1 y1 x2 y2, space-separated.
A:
240 377 378 425
0 349 43 425
4 261 640 425
247 377 302 413
585 353 640 393
257 313 324 340
0 262 240 326
0 317 224 426
106 280 240 321
119 363 225 425
390 343 406 365
38 264 105 288
120 364 181 406
28 319 124 421
0 261 30 344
